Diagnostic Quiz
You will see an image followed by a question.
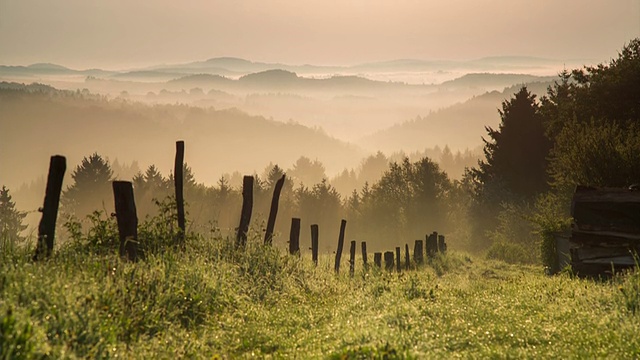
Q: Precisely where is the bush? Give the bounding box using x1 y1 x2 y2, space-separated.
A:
485 202 539 264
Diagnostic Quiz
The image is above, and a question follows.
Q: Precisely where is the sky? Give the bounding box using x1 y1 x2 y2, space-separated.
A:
0 0 639 69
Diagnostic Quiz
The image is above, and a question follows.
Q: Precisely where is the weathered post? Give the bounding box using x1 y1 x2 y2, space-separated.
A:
405 244 410 270
427 232 438 258
374 252 382 268
384 251 395 271
264 175 286 245
311 224 319 266
438 235 447 253
361 241 368 270
236 176 254 248
33 155 66 261
334 219 347 274
174 140 185 245
413 240 424 265
395 247 401 272
112 181 141 261
349 240 356 277
289 218 301 255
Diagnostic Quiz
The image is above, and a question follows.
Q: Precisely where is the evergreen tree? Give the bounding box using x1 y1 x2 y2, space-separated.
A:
62 153 114 218
0 186 28 245
473 86 552 201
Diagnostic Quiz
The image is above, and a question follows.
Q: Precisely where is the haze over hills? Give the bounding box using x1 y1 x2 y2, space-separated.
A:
1 55 569 192
0 82 363 191
0 56 583 83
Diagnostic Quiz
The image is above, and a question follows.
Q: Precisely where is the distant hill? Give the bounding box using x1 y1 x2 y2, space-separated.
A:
0 82 364 189
440 73 556 90
358 80 554 152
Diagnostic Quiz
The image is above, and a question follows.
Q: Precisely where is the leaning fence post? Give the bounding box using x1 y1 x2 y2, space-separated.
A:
361 241 368 270
174 140 186 246
264 175 285 245
405 244 410 270
334 219 347 274
413 240 424 265
374 252 382 268
289 218 301 255
236 176 254 248
384 251 395 271
311 224 319 266
33 155 66 261
395 247 401 272
112 181 141 261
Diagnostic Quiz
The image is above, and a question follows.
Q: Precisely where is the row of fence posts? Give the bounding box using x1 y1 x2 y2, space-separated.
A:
30 140 447 272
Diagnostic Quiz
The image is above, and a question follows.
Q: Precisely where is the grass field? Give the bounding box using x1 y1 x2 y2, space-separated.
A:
1 234 639 359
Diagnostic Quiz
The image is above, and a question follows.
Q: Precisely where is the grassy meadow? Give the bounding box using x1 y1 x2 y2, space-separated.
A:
2 231 640 359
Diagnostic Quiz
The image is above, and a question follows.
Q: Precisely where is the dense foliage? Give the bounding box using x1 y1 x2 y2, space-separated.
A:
466 39 640 266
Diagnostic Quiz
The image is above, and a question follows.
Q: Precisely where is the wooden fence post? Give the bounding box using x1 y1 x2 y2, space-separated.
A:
427 232 438 258
361 241 368 270
384 251 395 271
349 241 356 277
264 175 285 245
289 218 300 255
174 140 185 246
374 252 382 268
405 244 410 270
413 240 424 265
33 155 66 261
311 224 319 266
395 247 401 272
112 181 141 261
334 219 347 274
438 235 447 253
236 176 254 248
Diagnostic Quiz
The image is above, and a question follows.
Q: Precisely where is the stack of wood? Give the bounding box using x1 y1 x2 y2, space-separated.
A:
570 185 640 276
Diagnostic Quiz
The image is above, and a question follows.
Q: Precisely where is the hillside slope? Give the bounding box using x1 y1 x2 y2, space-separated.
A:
0 83 363 189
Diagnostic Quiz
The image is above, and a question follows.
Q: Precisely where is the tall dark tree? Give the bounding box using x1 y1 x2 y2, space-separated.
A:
473 86 552 201
62 153 114 218
0 186 27 245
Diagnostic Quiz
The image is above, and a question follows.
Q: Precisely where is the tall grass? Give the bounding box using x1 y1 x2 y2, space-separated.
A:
1 221 639 358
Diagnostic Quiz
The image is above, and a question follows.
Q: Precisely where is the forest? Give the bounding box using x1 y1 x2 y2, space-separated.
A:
1 40 640 358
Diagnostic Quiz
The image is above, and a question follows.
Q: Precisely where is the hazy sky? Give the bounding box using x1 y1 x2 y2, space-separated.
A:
1 0 639 69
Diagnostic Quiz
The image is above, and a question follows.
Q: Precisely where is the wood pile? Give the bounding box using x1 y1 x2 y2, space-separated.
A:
570 185 640 276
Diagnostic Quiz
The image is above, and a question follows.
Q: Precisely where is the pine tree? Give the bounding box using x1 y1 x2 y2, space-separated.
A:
62 153 114 218
0 186 27 245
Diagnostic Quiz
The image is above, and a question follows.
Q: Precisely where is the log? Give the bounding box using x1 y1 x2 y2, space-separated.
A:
334 219 347 274
311 224 319 266
112 181 141 261
349 241 356 277
384 251 394 271
264 175 285 245
174 140 185 245
572 186 640 233
236 176 254 248
33 155 66 260
374 252 382 268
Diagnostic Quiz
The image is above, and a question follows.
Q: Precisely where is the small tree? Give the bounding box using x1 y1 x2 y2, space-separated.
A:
0 186 27 245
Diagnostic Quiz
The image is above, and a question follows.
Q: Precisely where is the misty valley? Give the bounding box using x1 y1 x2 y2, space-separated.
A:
2 38 640 358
